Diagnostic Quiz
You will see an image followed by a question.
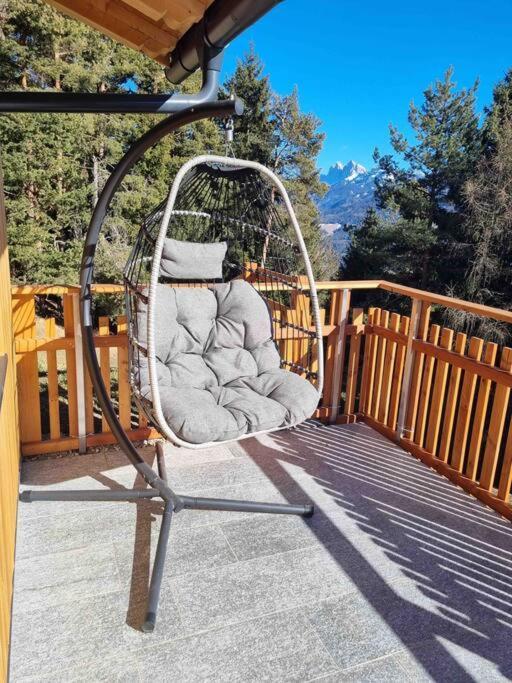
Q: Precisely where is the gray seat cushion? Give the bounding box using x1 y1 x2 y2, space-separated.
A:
136 280 319 444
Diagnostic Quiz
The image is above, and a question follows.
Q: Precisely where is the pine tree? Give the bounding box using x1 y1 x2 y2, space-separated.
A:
454 71 512 341
0 0 222 284
483 68 512 148
371 68 481 290
222 45 274 165
0 4 335 286
225 52 336 279
343 209 436 285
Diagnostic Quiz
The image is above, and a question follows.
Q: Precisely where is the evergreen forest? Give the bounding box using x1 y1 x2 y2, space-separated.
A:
1 0 512 340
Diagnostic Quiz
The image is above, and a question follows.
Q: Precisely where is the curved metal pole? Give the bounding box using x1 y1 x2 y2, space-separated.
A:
80 98 242 503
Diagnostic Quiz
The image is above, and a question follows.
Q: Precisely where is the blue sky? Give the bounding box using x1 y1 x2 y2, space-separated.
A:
224 0 512 171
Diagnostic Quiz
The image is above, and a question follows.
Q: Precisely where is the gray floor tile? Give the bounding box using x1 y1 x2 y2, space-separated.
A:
104 442 235 472
15 505 118 559
19 452 114 520
306 574 512 674
16 654 140 682
103 444 156 470
9 592 130 680
117 571 183 645
21 451 110 487
113 522 237 582
219 513 320 560
306 592 403 671
170 456 266 492
103 451 264 493
311 655 409 682
171 479 292 530
13 542 121 613
17 483 118 522
163 442 235 468
138 610 337 682
170 545 355 632
11 422 512 682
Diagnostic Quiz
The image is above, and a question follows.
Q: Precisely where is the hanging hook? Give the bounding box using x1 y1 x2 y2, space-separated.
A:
224 114 235 157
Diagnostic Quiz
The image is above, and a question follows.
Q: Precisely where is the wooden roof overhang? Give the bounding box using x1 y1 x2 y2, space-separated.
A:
0 0 280 111
46 0 214 67
44 1 282 82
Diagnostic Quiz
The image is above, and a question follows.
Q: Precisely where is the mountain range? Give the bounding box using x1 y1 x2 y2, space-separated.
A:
318 160 380 256
319 160 380 226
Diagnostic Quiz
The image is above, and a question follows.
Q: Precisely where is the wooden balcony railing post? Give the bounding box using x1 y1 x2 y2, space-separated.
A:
72 293 87 453
99 316 112 434
329 288 351 423
396 298 421 440
12 293 41 444
344 308 364 419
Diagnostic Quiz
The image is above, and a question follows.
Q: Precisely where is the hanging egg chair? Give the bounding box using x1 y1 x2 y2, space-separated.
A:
124 155 324 448
16 29 326 634
21 108 325 635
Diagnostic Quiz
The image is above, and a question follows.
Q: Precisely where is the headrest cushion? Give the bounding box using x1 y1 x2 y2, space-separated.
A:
160 238 227 280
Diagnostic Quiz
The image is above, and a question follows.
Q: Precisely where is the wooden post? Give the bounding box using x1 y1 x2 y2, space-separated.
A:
98 316 112 433
479 347 512 491
370 309 389 419
344 308 364 417
63 294 79 440
451 336 484 472
359 307 377 413
11 294 41 444
396 298 421 439
72 293 87 453
466 341 498 480
414 324 441 448
438 332 467 463
329 288 350 423
117 315 131 431
424 327 454 456
387 315 410 430
377 312 400 425
45 318 60 440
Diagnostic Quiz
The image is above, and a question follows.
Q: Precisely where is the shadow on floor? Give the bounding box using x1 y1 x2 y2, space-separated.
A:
240 421 512 682
18 421 512 680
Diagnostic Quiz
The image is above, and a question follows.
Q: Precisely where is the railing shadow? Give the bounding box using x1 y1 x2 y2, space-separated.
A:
18 421 512 669
240 421 512 681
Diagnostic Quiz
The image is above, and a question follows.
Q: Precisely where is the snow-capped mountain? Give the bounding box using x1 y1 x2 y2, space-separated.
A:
319 160 379 227
318 160 380 256
321 160 368 185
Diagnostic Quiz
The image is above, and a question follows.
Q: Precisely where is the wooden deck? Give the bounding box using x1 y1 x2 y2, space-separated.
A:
9 422 512 682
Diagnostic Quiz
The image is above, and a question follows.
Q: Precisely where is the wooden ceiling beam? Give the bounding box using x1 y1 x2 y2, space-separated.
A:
124 0 208 31
46 0 214 66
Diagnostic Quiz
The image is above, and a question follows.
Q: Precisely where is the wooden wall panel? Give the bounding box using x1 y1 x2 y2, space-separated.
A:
0 161 20 682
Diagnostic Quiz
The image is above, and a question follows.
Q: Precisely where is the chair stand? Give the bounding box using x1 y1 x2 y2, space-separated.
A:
19 441 314 633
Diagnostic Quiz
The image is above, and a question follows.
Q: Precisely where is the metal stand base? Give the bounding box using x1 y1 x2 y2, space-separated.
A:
20 441 314 632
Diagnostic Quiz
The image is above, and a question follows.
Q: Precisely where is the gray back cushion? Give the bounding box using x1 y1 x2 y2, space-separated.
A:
159 238 227 279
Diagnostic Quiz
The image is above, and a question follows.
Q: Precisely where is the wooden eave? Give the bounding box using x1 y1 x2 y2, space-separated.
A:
45 0 215 65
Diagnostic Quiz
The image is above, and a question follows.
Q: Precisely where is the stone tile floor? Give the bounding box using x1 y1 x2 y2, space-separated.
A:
9 422 512 682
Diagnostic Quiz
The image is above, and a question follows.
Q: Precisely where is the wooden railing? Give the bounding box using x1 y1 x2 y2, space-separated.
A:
10 279 512 520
